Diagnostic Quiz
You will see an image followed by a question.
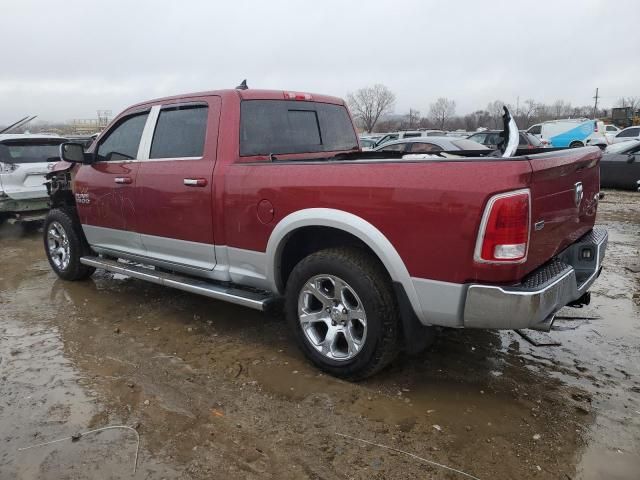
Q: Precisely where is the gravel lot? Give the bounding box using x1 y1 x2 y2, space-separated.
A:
1 190 638 479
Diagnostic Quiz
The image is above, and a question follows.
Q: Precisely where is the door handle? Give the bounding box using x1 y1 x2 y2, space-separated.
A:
183 178 207 187
114 177 132 184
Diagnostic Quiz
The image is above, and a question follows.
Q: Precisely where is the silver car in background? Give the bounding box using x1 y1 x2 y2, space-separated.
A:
372 136 489 153
0 134 67 224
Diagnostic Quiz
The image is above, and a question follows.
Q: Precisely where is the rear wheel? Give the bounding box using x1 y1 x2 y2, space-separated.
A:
569 141 584 148
285 247 400 380
44 208 95 281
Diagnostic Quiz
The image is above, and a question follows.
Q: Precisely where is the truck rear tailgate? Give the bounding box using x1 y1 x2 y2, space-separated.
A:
524 146 601 274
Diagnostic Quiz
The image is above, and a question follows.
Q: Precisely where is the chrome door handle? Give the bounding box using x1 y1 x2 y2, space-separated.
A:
114 177 132 184
183 178 207 187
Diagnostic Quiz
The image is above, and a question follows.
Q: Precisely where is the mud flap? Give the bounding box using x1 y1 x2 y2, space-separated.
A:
392 282 435 354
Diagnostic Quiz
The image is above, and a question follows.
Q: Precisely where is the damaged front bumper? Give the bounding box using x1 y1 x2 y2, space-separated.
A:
463 228 608 330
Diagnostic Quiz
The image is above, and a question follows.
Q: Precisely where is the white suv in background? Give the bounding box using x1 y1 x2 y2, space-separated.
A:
0 134 67 224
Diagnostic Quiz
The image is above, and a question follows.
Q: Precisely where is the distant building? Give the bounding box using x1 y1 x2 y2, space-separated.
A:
70 110 111 134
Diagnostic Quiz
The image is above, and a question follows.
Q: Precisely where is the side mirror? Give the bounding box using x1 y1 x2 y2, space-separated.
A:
60 142 92 164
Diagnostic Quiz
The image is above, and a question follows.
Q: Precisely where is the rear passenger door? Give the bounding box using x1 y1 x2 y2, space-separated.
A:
134 98 220 270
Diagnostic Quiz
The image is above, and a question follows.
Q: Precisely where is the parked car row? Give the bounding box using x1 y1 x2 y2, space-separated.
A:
467 130 543 149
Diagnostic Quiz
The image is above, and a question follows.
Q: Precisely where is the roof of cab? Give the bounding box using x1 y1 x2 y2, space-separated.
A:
127 89 346 112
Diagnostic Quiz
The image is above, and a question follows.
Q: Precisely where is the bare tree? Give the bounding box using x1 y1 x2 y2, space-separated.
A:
520 98 538 127
487 100 505 128
407 108 420 129
429 97 456 130
347 84 396 133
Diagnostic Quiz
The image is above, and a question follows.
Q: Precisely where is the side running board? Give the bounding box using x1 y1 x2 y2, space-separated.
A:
80 256 277 311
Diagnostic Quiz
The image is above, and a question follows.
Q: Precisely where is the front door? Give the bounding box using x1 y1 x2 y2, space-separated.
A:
74 110 150 255
134 99 219 269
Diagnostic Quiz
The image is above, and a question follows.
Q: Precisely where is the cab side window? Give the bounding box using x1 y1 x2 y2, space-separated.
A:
150 105 208 159
96 112 149 162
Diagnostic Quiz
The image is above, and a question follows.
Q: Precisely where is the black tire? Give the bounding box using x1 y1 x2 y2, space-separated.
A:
285 247 400 380
569 141 584 148
43 208 95 281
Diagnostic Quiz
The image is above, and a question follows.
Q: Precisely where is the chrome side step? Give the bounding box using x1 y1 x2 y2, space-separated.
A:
80 256 277 311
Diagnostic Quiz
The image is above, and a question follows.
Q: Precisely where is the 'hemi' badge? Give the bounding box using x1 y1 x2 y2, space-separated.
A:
534 220 545 231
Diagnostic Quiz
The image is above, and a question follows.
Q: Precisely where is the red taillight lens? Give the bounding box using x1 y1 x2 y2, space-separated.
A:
475 190 530 263
284 91 312 101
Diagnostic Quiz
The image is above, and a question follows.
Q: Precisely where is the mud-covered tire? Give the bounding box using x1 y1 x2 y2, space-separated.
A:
43 208 95 281
285 247 400 380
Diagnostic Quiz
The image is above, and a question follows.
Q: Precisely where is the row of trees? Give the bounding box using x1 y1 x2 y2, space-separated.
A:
347 84 639 133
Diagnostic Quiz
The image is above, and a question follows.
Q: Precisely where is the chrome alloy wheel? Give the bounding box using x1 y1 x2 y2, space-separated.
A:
47 221 70 270
297 274 368 361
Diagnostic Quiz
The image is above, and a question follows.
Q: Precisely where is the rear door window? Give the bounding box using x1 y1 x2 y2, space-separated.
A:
96 112 149 162
150 105 208 159
240 100 358 156
528 125 542 135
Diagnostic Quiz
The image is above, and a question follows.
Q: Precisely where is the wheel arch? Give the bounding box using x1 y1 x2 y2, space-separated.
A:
265 208 424 322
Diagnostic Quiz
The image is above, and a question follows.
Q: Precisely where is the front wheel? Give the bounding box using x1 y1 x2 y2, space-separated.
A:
44 208 95 281
569 141 584 148
285 247 400 380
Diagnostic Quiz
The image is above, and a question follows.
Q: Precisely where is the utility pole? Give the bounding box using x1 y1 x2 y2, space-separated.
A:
592 88 599 119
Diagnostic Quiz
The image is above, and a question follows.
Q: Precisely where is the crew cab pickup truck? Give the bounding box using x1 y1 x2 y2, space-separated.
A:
44 87 608 379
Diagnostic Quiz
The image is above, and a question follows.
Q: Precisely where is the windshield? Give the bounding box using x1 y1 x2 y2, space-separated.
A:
605 139 640 154
0 140 64 164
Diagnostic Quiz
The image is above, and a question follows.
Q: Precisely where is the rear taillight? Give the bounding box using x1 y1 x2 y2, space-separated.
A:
474 189 530 263
0 162 18 173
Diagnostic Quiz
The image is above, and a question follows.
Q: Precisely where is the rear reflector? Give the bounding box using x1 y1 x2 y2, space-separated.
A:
474 189 531 263
284 91 312 101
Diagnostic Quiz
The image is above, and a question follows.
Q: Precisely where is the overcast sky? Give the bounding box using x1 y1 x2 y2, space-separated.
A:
1 0 638 124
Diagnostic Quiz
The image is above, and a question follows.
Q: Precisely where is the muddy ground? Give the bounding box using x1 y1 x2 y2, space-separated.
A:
1 190 638 480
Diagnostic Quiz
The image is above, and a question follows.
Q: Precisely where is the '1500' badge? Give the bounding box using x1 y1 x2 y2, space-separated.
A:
75 193 90 204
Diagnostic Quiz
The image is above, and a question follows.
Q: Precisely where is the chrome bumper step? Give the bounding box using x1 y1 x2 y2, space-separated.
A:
80 256 277 311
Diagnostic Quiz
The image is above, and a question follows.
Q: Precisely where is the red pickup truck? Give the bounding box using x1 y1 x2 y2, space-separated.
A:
44 87 607 379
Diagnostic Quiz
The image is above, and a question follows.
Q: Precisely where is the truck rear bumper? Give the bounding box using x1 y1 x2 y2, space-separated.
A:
412 228 608 330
